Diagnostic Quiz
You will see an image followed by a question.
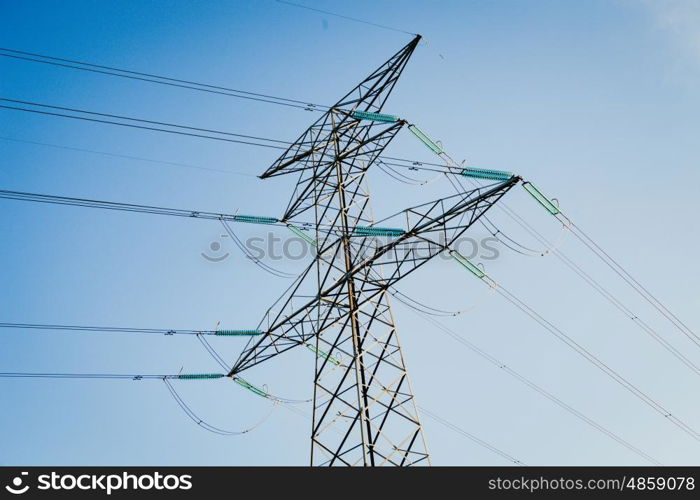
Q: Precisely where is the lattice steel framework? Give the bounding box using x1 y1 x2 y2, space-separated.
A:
228 35 519 466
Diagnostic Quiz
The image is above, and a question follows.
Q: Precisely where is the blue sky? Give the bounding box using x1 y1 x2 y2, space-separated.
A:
1 0 699 465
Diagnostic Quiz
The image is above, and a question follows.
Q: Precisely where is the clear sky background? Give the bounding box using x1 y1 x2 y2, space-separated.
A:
1 0 698 466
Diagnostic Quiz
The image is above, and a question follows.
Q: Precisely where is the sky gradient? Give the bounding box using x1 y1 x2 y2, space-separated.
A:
1 0 699 465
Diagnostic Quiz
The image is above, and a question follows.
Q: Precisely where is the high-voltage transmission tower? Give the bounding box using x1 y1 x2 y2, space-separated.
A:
228 35 518 466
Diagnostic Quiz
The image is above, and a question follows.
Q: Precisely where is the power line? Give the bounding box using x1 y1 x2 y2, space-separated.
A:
0 188 328 280
0 98 460 177
492 283 700 442
395 298 661 465
220 218 298 278
0 372 179 380
411 148 700 444
0 104 288 149
0 365 524 464
1 133 455 181
0 188 250 221
455 171 700 353
476 186 700 372
0 368 280 436
394 121 700 379
417 406 525 465
0 47 325 111
275 0 417 36
0 188 342 236
568 222 700 350
163 378 276 436
0 136 258 177
0 98 289 149
7 135 694 447
551 241 700 376
6 315 529 455
5 30 686 466
475 208 700 378
0 323 227 336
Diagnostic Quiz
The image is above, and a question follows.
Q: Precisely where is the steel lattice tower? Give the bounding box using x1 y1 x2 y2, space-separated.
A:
229 35 518 466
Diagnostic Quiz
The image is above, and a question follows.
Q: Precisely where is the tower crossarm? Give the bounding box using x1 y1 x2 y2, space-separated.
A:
260 35 421 180
228 177 519 375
